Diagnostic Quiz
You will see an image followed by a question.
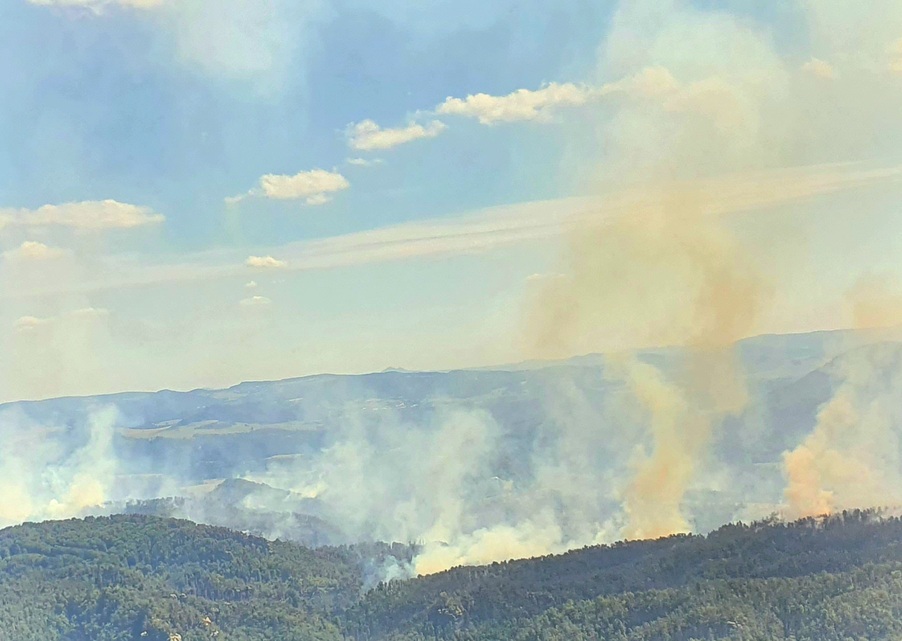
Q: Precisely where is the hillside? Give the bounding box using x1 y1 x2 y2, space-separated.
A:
1 511 900 640
108 479 344 547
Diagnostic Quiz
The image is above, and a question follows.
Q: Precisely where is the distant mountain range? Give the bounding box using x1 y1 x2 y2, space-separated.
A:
3 327 901 548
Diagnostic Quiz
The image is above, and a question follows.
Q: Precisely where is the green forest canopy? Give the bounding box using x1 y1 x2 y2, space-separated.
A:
0 510 900 641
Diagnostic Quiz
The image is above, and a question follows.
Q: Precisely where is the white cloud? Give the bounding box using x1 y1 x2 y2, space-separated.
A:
240 295 272 306
802 58 837 79
436 82 597 124
347 157 384 167
245 280 258 289
229 169 350 206
0 200 164 231
349 65 747 143
335 69 695 156
3 241 68 261
430 72 684 127
347 119 447 151
14 307 109 333
304 193 333 206
259 169 349 200
13 316 49 332
246 255 287 269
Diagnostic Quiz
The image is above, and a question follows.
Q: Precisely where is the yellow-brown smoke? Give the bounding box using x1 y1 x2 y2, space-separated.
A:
782 277 902 518
529 184 769 539
524 0 902 539
529 188 765 362
613 356 702 539
845 274 902 330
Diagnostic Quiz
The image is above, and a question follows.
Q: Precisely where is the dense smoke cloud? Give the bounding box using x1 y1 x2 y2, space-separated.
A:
783 279 902 517
845 274 902 330
0 406 119 528
528 187 769 539
254 403 611 575
783 345 902 518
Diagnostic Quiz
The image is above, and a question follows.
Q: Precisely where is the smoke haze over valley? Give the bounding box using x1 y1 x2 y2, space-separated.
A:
2 327 901 576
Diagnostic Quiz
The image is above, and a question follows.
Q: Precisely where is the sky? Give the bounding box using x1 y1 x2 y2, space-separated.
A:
1 0 902 402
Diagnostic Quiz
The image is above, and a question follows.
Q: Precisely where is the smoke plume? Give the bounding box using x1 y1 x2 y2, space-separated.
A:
782 278 902 517
529 184 768 539
0 406 120 527
782 344 902 518
526 0 784 538
845 274 902 330
527 0 902 539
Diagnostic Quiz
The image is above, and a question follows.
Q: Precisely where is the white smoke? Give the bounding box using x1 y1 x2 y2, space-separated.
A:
0 406 121 527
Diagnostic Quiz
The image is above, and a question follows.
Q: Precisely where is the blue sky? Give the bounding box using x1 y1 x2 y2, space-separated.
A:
0 0 609 249
2 0 902 401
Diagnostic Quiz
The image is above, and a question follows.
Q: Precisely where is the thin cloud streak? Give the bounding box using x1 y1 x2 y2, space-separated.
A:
3 163 900 300
0 200 164 231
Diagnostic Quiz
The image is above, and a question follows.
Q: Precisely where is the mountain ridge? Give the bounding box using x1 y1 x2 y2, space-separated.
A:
1 509 899 640
4 325 898 408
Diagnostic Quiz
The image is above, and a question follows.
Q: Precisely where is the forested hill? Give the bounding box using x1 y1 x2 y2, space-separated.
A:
1 512 900 641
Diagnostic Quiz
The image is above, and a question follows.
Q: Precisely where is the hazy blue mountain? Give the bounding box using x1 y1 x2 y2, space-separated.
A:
3 327 901 544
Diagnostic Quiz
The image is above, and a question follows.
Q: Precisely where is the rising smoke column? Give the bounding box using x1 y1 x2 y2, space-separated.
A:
528 0 902 538
530 186 768 539
783 278 902 517
522 0 804 538
783 345 902 517
0 406 120 527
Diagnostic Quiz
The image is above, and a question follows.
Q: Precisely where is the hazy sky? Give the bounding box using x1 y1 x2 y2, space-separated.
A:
2 0 902 402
